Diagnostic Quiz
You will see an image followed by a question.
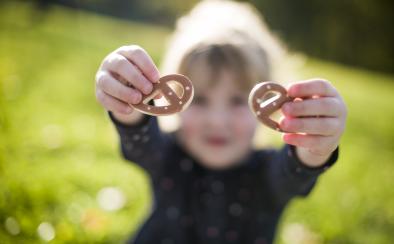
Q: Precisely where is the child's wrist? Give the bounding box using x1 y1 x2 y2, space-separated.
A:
111 111 144 125
295 146 335 168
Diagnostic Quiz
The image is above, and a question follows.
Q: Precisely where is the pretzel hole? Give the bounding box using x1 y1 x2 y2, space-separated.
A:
258 91 281 108
142 90 171 106
140 79 188 108
257 91 283 122
167 80 185 98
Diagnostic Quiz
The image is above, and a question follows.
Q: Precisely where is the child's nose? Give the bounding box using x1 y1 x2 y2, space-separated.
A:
206 108 229 128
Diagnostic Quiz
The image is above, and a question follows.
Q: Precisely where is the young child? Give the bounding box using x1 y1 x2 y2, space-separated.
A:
95 1 347 243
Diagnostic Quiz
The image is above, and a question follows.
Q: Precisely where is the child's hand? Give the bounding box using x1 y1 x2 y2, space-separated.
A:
95 45 160 115
280 79 347 166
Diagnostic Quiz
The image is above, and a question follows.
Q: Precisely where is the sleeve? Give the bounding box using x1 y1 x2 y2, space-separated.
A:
108 112 171 178
264 144 338 208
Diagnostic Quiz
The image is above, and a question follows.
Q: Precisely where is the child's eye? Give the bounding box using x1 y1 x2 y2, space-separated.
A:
192 95 208 106
229 96 247 107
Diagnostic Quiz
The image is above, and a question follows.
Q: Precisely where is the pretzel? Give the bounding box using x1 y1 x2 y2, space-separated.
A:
249 81 292 132
131 74 194 116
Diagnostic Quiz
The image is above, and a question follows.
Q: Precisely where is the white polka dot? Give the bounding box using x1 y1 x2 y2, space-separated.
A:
142 136 150 143
225 230 238 242
164 107 168 110
125 142 133 150
180 215 194 227
141 125 149 133
179 101 183 104
273 102 277 106
201 192 212 204
211 180 224 194
238 188 251 201
147 106 151 110
161 177 174 191
267 85 271 89
168 92 173 95
185 86 190 90
206 226 219 238
256 111 261 115
132 134 140 141
166 206 180 220
229 203 243 217
180 159 193 172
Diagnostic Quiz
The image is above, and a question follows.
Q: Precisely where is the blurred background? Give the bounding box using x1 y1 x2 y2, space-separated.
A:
0 0 393 243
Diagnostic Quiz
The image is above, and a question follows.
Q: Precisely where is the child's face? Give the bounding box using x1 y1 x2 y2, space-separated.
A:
178 70 257 170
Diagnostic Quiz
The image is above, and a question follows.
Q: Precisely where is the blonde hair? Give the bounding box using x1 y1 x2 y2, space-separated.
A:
158 0 296 133
160 0 287 91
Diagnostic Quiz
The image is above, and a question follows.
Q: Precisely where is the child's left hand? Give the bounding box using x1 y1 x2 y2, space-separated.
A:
280 79 347 167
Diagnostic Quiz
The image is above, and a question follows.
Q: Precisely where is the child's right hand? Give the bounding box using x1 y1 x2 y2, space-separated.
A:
95 45 160 117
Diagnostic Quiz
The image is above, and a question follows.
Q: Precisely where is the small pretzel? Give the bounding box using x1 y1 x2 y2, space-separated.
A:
248 81 292 132
131 74 194 116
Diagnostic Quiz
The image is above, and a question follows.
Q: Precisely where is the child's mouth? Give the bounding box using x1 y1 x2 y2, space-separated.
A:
205 136 229 147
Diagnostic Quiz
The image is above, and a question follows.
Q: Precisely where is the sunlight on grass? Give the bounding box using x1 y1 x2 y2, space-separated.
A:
1 2 393 243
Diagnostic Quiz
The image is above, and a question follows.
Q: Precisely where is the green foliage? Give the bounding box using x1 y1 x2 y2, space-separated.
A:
277 60 394 244
1 2 394 243
249 0 394 73
26 0 394 73
0 2 167 243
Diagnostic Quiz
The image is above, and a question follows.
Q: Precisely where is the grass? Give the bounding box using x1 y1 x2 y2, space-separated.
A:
1 2 394 243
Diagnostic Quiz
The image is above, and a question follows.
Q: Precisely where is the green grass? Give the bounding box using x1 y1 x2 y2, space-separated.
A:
1 2 394 243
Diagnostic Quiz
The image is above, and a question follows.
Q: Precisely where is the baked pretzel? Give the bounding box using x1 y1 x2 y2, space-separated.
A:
132 74 194 116
249 81 292 132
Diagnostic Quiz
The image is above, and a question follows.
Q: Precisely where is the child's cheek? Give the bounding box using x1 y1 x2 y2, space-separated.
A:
179 108 203 137
231 106 257 138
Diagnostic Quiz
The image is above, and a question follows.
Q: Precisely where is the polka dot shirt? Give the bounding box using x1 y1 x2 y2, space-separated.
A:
109 113 338 244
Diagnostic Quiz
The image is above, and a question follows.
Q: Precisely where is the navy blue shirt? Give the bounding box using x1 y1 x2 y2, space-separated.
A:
109 113 338 244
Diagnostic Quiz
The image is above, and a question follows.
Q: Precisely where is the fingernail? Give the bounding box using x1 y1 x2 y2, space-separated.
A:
280 119 288 129
133 92 142 104
153 73 160 82
144 83 153 94
282 103 290 113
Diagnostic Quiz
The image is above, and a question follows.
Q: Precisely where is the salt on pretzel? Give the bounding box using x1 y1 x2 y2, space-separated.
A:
131 74 194 116
249 81 292 132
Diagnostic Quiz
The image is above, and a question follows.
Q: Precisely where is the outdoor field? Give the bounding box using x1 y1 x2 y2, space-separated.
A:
1 2 393 243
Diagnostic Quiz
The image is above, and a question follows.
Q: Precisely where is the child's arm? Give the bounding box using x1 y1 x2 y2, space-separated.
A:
95 45 168 177
108 112 170 179
95 45 160 125
280 79 347 167
264 143 338 208
264 79 345 206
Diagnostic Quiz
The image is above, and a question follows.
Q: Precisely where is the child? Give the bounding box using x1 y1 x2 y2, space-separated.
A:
95 1 347 243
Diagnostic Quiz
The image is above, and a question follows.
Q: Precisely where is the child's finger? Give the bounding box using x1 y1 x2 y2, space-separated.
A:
116 45 161 83
282 133 337 154
282 97 341 117
96 89 134 114
280 117 340 136
102 53 153 95
288 79 338 98
96 71 142 105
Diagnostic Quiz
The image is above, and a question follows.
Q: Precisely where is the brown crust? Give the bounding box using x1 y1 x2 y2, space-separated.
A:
132 74 194 116
248 81 292 132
